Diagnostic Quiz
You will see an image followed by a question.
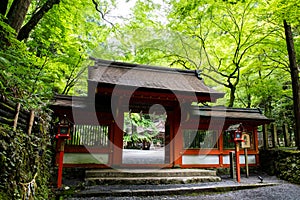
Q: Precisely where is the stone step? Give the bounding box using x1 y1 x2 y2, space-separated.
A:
85 169 217 178
84 169 221 185
85 176 221 185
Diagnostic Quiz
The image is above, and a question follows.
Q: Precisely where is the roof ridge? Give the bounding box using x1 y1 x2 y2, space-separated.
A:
91 58 199 76
196 106 261 113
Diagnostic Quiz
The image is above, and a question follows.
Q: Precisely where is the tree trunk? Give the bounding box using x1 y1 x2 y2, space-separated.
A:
0 0 8 16
6 0 32 34
283 20 300 149
17 0 61 41
228 85 236 107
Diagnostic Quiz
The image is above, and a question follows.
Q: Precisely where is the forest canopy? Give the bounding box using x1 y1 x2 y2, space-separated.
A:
0 0 299 146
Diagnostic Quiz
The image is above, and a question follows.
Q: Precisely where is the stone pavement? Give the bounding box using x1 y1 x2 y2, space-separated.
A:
60 172 285 199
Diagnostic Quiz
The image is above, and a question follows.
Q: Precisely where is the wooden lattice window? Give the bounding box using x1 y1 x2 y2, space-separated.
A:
66 124 109 147
222 131 235 149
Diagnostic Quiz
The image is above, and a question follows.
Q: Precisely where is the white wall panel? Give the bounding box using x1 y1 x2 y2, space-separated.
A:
182 155 219 165
223 155 256 164
63 153 109 164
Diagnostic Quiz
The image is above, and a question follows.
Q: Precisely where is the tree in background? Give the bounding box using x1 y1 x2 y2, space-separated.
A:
0 0 113 102
268 0 300 149
0 0 61 41
0 0 299 147
166 0 280 107
94 0 299 147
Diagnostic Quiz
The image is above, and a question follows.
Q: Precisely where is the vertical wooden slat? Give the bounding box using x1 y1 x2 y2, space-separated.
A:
97 126 100 145
82 125 86 145
92 125 95 145
74 125 77 145
86 125 89 145
88 125 90 145
78 125 81 145
105 126 107 146
75 126 78 145
96 126 99 146
13 103 21 131
106 126 109 145
86 126 92 145
65 124 110 147
100 126 103 146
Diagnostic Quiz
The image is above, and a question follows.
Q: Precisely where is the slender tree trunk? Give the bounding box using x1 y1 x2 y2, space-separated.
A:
228 89 235 107
283 20 300 149
247 93 251 108
6 0 32 34
17 0 60 41
228 85 236 107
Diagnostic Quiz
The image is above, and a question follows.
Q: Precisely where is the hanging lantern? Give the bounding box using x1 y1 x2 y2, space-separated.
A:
55 115 71 139
227 123 244 142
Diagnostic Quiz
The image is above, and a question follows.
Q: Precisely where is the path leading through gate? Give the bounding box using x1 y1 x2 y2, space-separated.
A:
122 148 165 164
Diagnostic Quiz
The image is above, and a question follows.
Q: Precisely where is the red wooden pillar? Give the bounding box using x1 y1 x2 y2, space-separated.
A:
111 101 124 167
173 104 183 167
219 129 224 167
56 139 65 188
235 142 241 183
165 112 172 165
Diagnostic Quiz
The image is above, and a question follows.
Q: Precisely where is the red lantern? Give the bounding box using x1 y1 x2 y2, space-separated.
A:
55 115 71 139
227 123 244 142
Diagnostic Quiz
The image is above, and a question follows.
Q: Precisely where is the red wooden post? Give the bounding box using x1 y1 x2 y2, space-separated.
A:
57 139 65 188
173 104 182 167
235 142 241 183
111 100 124 167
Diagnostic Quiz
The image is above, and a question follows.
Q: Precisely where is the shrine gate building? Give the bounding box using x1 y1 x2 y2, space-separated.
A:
51 59 271 169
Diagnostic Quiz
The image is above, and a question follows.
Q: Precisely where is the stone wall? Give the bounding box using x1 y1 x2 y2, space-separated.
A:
260 149 300 184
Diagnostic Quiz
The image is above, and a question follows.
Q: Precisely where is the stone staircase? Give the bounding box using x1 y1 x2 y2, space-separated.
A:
85 168 221 185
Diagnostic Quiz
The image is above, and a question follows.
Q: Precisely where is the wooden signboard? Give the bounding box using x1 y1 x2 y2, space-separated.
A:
241 133 251 149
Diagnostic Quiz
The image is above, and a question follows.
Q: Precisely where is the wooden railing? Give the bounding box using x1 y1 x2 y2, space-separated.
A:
66 124 109 147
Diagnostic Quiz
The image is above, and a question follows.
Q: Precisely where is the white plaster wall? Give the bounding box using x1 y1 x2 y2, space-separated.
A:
63 153 109 164
182 155 219 165
223 155 256 165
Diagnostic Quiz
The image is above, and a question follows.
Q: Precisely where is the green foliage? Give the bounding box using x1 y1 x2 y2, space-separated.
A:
123 112 164 143
24 0 106 96
0 16 54 109
276 150 300 184
0 124 53 199
261 149 300 184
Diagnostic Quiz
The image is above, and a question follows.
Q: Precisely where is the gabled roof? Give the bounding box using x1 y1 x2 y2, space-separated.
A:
88 59 224 99
52 95 272 125
191 106 273 125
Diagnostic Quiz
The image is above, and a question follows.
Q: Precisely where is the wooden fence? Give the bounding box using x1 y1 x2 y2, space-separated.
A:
260 123 296 149
66 124 109 147
0 94 39 134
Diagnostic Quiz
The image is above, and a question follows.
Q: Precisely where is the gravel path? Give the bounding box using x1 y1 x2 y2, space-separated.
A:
65 173 300 200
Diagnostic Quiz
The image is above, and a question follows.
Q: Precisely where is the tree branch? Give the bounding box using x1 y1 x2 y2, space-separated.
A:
17 0 60 41
91 0 116 28
201 73 230 88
